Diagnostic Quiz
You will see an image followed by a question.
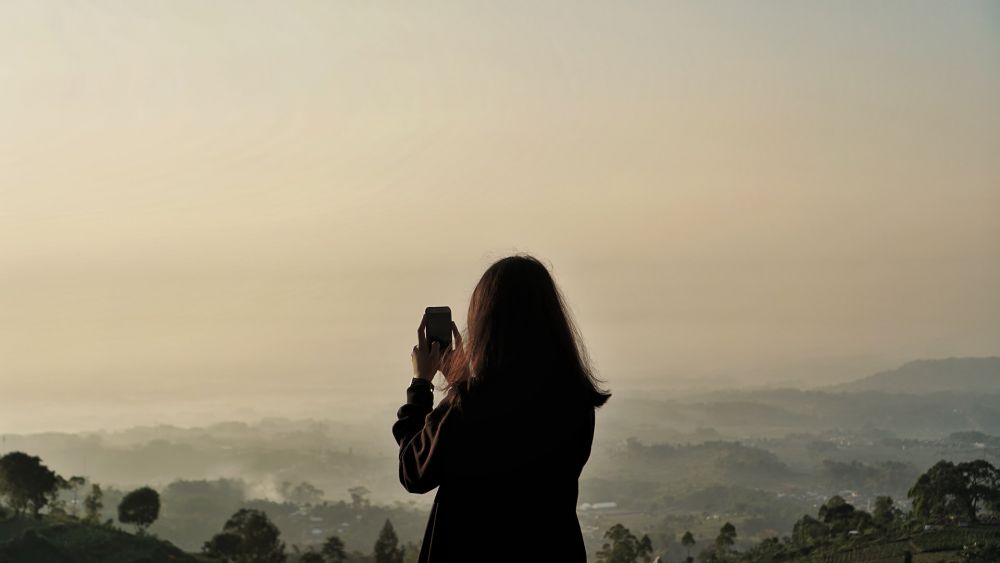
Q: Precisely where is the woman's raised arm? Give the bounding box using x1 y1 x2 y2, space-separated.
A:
391 379 459 494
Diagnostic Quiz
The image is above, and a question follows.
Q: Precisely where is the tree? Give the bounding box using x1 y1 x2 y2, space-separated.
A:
118 486 160 534
47 475 70 516
961 459 1000 520
909 460 972 523
0 452 62 517
279 481 324 506
348 486 371 510
818 496 853 525
298 550 324 563
83 483 104 524
907 460 999 523
792 515 827 547
322 536 347 563
374 519 404 563
715 522 736 555
872 496 896 528
817 495 873 537
640 535 654 562
596 523 654 563
64 476 87 517
203 508 286 563
205 532 242 560
682 531 696 562
401 541 420 563
741 537 787 562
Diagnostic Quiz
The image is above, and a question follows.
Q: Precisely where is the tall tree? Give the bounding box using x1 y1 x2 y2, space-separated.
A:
818 496 854 526
299 550 324 563
83 483 104 524
64 476 87 517
872 496 896 528
596 523 654 563
348 486 371 510
682 530 696 562
401 542 420 563
792 515 827 547
203 508 286 563
960 459 1000 520
374 519 404 563
322 535 348 563
47 475 70 515
279 481 324 506
715 522 736 554
118 486 161 534
909 460 976 522
0 451 62 517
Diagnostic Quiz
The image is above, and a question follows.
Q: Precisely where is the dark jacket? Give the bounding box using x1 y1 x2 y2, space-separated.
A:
392 376 596 563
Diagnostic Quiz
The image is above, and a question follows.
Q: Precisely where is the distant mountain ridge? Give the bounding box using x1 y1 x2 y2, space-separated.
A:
828 356 1000 394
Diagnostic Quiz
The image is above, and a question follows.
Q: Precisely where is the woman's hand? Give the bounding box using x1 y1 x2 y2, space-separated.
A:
411 313 443 381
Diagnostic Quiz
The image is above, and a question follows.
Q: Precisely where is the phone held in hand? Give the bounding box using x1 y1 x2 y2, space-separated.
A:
425 306 452 351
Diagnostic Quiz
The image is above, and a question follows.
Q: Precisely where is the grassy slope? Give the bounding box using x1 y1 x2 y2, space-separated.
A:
794 525 1000 563
0 515 213 563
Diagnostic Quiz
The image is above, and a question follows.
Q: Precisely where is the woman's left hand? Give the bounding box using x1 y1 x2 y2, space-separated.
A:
411 312 443 381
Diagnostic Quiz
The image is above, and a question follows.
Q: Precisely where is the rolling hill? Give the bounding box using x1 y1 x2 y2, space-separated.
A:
0 514 209 563
828 357 1000 394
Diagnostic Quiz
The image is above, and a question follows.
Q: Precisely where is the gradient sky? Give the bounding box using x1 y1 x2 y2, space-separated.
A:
2 1 999 432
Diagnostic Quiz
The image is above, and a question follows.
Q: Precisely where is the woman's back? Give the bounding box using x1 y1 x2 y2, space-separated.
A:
392 376 596 562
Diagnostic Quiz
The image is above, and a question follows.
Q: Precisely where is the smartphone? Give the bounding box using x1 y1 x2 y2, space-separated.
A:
424 306 452 351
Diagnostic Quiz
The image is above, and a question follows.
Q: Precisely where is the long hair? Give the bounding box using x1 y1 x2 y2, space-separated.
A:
440 254 611 412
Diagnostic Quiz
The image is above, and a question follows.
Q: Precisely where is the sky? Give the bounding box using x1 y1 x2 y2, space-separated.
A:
1 1 999 433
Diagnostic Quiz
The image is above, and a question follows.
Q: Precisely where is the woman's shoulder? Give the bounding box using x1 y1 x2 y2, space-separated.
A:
494 388 594 430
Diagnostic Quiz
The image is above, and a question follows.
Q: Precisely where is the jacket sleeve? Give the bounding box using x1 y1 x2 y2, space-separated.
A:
391 379 459 494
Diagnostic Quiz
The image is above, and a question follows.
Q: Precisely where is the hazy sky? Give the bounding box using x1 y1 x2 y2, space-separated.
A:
2 2 998 432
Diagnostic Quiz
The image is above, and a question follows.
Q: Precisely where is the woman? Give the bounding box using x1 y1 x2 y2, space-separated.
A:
391 254 612 562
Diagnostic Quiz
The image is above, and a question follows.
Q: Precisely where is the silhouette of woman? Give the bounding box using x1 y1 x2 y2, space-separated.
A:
392 254 612 563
